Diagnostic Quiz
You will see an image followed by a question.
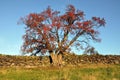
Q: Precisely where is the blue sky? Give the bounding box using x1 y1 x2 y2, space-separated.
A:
0 0 120 55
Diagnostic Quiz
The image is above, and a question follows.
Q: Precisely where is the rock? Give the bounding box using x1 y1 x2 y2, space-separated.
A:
114 60 119 64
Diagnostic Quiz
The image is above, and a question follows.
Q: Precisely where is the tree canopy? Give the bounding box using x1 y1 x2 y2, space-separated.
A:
20 5 105 56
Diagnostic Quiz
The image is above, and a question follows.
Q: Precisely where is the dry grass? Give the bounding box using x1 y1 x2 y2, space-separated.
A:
0 64 120 80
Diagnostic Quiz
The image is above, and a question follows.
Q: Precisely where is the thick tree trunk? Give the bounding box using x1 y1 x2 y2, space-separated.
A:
50 52 63 66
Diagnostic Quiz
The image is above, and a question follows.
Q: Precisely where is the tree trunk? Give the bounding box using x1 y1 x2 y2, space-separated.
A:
50 52 63 66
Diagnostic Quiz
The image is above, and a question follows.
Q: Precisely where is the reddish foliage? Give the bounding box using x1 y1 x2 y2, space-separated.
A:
83 21 92 26
92 17 105 26
66 5 75 13
19 5 106 55
68 12 75 19
46 6 52 17
90 29 95 34
43 26 50 33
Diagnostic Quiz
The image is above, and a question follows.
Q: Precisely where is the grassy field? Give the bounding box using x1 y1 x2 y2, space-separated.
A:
0 64 120 80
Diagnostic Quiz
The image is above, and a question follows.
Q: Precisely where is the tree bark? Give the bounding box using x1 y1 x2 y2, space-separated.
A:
50 52 63 66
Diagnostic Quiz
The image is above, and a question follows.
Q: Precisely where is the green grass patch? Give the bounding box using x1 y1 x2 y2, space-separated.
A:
0 64 120 80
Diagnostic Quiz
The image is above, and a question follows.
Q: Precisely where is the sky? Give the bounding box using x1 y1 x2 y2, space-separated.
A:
0 0 120 55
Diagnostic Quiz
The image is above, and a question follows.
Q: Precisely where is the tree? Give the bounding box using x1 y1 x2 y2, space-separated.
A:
83 46 99 55
19 5 105 65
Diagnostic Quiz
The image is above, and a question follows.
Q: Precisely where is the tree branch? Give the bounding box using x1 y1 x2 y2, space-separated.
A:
63 30 85 52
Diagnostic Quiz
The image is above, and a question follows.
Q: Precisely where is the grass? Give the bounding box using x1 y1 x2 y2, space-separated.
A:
0 64 120 80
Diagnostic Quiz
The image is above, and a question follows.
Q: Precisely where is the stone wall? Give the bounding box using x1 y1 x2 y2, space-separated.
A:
0 54 120 67
64 54 120 65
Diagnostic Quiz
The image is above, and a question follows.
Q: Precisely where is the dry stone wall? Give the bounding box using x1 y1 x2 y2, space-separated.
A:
63 54 120 65
0 54 120 67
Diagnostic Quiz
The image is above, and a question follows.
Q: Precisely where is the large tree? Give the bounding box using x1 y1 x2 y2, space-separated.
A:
20 5 105 65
